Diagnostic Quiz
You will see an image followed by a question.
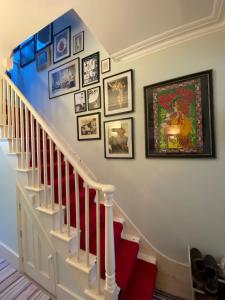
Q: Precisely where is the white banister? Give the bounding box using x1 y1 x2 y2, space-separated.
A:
96 190 101 294
74 171 80 261
36 123 41 188
0 80 3 127
7 83 11 138
11 89 15 151
15 95 19 152
25 107 30 169
65 159 71 237
50 139 55 211
19 97 25 168
2 80 6 138
31 114 36 185
43 130 48 206
57 149 63 232
85 183 90 267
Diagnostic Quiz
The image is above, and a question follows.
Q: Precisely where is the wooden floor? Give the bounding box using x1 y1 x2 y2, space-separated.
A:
0 258 50 300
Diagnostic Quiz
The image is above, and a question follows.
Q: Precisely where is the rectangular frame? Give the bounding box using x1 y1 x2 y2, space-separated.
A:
77 112 101 141
20 38 35 67
87 86 101 111
73 31 84 55
35 23 53 53
74 91 87 113
53 26 71 64
104 117 134 159
144 70 215 158
82 52 100 87
101 58 111 74
36 46 51 72
48 58 80 99
103 69 134 117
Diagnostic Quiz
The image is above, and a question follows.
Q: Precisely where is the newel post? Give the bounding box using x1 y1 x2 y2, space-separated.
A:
104 190 119 300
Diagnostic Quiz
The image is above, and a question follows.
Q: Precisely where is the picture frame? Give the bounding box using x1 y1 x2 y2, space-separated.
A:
82 52 100 87
103 69 134 116
48 58 80 99
36 46 51 72
53 26 71 64
87 86 101 110
77 112 101 141
73 31 84 55
35 24 53 53
20 37 35 67
101 58 111 74
104 117 134 159
144 70 215 158
74 91 87 113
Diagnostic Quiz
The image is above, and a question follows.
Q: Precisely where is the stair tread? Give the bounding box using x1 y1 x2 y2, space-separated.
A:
122 258 157 300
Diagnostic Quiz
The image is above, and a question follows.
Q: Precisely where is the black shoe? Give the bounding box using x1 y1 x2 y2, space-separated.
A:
190 248 205 289
204 255 218 294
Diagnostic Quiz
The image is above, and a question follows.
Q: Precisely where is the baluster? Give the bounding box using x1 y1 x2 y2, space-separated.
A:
50 139 55 211
96 190 101 294
7 84 11 138
85 183 90 267
36 123 41 189
0 79 3 128
31 114 36 185
25 107 30 169
65 159 71 236
19 98 25 168
15 94 19 152
43 130 48 206
74 171 80 261
2 80 6 138
57 149 63 232
11 89 15 151
104 191 118 299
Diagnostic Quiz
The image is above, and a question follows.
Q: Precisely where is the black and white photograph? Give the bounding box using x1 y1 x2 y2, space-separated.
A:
104 117 134 159
53 26 71 63
103 69 134 116
87 86 101 110
77 112 101 140
73 31 84 55
101 58 111 74
74 91 86 113
48 58 80 99
82 52 100 87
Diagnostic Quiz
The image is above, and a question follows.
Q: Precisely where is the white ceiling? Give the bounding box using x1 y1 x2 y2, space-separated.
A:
0 0 225 69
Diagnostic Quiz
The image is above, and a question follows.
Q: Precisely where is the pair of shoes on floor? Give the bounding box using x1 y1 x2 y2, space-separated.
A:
191 248 218 294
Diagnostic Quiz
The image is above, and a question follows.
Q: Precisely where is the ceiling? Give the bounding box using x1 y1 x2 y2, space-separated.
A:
0 0 224 69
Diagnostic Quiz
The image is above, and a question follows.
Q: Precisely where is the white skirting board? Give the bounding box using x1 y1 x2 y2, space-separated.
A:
0 241 19 269
56 284 85 300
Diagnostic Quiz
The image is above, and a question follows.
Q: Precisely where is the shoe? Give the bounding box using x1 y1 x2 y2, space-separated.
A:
204 255 218 294
190 248 205 290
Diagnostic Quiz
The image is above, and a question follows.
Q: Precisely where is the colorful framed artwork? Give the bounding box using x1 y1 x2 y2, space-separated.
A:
144 70 215 158
35 24 52 53
36 47 51 72
101 58 111 74
87 86 101 110
77 112 101 141
82 52 100 87
20 37 35 67
103 69 134 116
104 117 134 159
74 91 87 113
48 58 80 99
53 26 71 64
73 31 84 55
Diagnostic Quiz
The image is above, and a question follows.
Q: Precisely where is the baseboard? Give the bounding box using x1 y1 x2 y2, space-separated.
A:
56 284 85 300
0 241 19 269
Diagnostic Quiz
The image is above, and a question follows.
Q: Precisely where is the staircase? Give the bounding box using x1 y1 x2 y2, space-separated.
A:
0 74 157 300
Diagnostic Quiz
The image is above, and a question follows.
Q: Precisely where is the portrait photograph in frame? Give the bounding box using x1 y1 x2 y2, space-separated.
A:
101 58 111 74
77 112 101 141
104 117 134 159
48 58 80 99
73 31 84 55
36 46 51 72
53 26 71 64
82 52 100 87
103 69 134 116
144 70 215 158
74 91 87 113
87 86 101 111
35 24 52 53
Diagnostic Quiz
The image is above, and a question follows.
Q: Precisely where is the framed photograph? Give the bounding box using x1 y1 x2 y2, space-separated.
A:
77 112 101 141
35 24 52 53
74 91 86 113
82 52 100 87
103 69 134 116
73 31 84 55
53 26 71 64
101 58 111 74
20 37 35 67
36 47 51 72
104 117 134 159
87 86 101 110
144 70 215 158
48 58 80 99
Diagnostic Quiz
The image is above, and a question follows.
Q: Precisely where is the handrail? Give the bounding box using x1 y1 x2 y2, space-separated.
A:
3 74 115 193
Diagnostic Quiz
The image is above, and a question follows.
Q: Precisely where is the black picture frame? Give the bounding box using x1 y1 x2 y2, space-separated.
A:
36 46 51 72
35 23 53 53
87 86 101 111
20 37 35 67
73 31 84 55
103 69 134 117
101 58 111 74
104 117 134 159
77 112 101 141
74 91 87 113
144 70 215 158
82 52 100 87
53 26 71 64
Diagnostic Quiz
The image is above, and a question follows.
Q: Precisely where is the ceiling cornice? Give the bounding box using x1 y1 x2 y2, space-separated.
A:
111 0 225 62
